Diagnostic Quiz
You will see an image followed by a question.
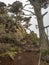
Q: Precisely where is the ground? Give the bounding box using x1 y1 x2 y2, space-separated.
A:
0 52 49 65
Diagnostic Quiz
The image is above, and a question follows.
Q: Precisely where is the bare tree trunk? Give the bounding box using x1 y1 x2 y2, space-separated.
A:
34 5 48 51
33 4 48 65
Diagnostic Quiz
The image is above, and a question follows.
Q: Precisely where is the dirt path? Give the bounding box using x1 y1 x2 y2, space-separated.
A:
0 52 49 65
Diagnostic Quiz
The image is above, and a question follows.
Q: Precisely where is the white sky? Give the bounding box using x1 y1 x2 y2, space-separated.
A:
0 0 49 37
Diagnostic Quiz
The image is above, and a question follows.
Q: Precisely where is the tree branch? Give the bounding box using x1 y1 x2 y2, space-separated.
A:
42 12 48 17
23 9 35 15
23 4 30 8
22 13 33 16
44 25 49 28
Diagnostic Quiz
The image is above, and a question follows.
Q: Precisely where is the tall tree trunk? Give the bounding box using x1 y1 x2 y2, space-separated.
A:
34 5 48 51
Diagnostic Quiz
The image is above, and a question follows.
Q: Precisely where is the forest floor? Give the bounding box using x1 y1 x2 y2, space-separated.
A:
0 51 49 65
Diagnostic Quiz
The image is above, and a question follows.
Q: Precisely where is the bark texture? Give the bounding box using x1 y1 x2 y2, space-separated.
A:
34 3 48 51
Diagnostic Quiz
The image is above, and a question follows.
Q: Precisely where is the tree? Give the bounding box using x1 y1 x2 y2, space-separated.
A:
0 2 6 14
26 0 49 51
8 1 32 38
8 0 49 51
0 2 7 34
25 0 49 65
8 1 23 14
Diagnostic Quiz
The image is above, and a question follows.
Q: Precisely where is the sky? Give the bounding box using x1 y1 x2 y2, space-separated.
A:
0 0 49 37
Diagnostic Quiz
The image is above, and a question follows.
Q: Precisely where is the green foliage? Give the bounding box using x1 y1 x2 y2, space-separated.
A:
0 2 6 7
30 31 39 44
22 31 39 47
0 47 22 60
0 51 17 60
42 49 49 56
0 2 7 14
0 1 40 60
8 1 23 14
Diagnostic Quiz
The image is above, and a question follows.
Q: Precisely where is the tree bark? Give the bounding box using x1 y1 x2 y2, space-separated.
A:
34 4 48 51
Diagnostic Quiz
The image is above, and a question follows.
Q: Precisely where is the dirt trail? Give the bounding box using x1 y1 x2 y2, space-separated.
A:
0 52 49 65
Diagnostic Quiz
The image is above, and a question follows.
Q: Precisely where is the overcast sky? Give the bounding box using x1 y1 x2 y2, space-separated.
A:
0 0 49 37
